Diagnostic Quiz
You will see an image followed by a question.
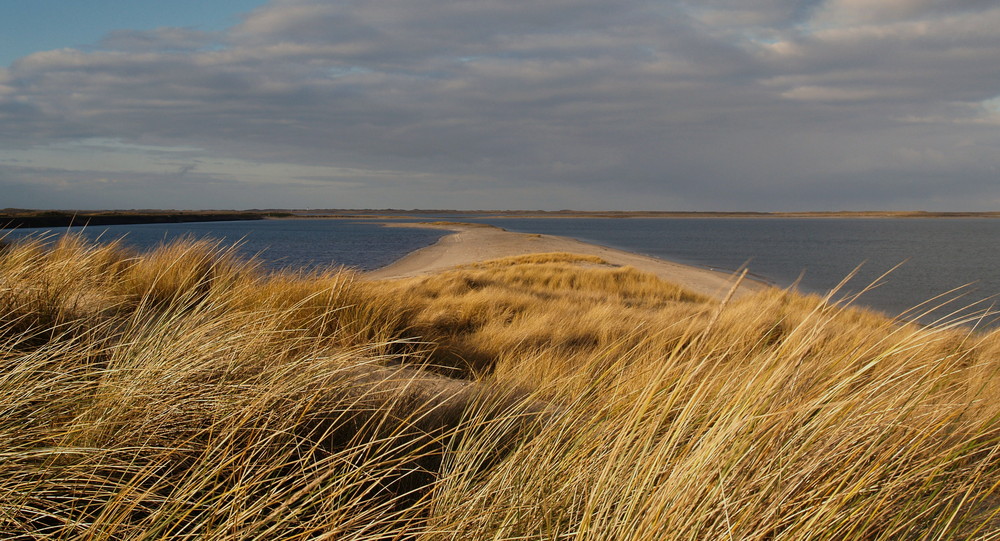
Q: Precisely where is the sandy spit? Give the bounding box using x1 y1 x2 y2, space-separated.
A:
364 222 767 300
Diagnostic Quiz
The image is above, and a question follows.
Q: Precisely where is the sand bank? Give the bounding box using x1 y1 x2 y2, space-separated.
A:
365 222 767 300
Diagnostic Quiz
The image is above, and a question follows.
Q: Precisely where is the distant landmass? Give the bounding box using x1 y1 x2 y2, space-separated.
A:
3 208 998 230
0 210 288 229
286 209 1000 219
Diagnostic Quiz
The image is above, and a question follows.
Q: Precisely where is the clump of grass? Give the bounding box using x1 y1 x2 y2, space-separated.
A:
0 234 541 538
370 253 710 379
421 289 1000 539
2 234 1000 539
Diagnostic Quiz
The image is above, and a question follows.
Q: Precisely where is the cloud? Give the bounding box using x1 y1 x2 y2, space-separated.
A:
812 0 996 25
177 163 197 177
1 0 998 210
96 27 219 52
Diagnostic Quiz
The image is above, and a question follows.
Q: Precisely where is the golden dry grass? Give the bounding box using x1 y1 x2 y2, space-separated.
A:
1 235 999 539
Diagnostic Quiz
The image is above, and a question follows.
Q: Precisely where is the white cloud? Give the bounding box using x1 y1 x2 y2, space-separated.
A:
780 85 911 102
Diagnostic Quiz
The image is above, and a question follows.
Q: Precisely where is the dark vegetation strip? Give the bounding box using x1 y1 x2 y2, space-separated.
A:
0 210 288 229
289 209 1000 219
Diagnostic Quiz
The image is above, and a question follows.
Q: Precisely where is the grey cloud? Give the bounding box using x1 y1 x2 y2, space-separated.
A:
96 27 219 52
236 0 630 45
753 10 1000 130
177 163 197 177
813 0 998 25
0 163 290 210
679 0 825 27
1 0 998 210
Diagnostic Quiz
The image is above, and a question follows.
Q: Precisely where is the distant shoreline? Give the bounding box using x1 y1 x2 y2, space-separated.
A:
280 210 1000 220
0 211 279 229
4 209 998 229
5 209 999 230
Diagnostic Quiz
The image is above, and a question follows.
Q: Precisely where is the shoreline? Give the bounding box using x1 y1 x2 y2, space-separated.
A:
0 210 272 229
365 222 768 301
281 210 1000 220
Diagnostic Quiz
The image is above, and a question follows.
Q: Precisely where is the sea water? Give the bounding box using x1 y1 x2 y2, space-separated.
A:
5 216 999 326
2 219 447 272
464 217 1000 326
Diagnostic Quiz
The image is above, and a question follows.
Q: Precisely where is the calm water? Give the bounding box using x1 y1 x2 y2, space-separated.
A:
5 216 999 326
464 217 1000 326
2 219 447 272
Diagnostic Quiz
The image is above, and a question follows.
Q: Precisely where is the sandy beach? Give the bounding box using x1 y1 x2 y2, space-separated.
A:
365 222 767 300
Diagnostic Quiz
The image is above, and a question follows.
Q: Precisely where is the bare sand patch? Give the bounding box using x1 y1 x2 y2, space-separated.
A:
365 222 767 300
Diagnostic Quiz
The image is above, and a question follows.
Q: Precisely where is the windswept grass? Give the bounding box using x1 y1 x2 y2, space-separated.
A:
368 253 710 383
1 235 999 539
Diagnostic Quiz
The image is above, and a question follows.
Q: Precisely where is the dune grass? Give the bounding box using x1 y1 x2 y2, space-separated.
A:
2 234 1000 539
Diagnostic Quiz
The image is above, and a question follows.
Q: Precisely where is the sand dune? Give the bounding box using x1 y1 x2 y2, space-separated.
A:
365 222 767 300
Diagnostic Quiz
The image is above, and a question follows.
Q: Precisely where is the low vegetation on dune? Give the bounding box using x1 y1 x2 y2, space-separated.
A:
2 234 1000 539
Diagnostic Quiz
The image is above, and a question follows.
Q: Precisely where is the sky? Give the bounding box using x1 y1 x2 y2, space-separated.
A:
1 0 998 211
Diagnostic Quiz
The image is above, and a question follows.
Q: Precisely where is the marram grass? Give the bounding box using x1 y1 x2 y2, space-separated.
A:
1 235 1000 539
